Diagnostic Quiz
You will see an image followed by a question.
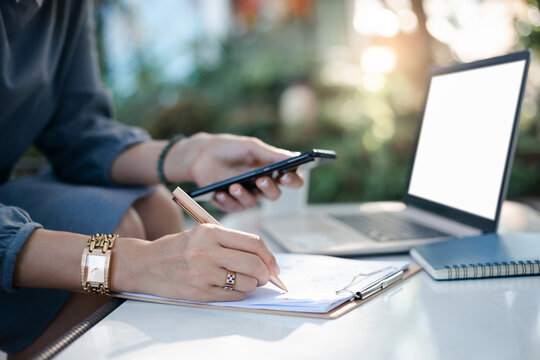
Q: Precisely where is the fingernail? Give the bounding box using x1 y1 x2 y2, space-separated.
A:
232 187 242 196
260 178 269 188
281 173 291 183
274 263 281 275
216 193 226 201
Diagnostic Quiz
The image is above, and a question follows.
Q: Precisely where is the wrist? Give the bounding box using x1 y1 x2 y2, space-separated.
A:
158 134 185 185
163 132 210 183
109 237 151 294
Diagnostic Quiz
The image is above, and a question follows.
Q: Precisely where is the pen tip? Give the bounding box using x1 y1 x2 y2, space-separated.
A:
271 274 288 293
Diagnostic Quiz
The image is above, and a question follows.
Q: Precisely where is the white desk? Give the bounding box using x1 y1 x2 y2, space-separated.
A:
58 202 540 360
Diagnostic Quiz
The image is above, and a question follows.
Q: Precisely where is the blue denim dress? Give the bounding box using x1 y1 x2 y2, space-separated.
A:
0 0 152 353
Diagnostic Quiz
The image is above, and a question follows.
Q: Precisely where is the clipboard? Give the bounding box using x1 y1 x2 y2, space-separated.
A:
116 265 421 320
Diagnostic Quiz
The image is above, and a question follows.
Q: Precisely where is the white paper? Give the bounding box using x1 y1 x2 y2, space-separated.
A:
122 254 408 313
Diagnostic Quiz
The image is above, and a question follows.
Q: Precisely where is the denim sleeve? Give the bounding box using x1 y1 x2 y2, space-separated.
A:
0 204 42 293
35 0 150 186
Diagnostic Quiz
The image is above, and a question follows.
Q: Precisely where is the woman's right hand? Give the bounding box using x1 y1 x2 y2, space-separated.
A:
115 224 280 302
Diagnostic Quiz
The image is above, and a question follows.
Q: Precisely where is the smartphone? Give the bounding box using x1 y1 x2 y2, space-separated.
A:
189 149 336 200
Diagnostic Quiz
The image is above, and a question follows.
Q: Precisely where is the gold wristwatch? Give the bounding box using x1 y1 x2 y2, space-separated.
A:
81 233 118 295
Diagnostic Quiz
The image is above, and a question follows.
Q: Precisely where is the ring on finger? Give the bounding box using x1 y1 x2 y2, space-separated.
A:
224 270 236 291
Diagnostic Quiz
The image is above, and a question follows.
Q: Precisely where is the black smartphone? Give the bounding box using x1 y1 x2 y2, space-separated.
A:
189 149 336 199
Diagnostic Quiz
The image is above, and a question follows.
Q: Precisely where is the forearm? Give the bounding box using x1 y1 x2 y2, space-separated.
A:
13 228 147 293
109 140 167 185
109 137 200 186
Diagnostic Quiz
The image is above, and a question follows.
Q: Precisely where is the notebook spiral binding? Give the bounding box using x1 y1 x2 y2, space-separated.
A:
31 298 125 360
445 260 540 280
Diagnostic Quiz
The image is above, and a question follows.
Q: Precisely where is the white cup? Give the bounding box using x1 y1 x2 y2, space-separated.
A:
262 167 310 217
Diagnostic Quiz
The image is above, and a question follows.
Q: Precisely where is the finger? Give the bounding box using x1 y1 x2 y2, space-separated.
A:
208 269 258 293
215 230 279 279
199 287 246 302
255 176 281 200
212 191 244 212
191 285 246 302
229 184 260 209
278 171 303 189
215 248 270 286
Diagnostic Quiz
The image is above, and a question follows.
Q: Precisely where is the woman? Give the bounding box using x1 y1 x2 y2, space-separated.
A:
0 0 302 357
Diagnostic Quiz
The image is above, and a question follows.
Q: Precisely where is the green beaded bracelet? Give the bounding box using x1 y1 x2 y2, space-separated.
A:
157 134 185 186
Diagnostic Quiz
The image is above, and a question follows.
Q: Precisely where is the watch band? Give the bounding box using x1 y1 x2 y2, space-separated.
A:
81 233 118 295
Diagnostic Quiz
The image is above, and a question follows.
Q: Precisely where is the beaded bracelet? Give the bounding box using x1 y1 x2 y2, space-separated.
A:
157 134 185 186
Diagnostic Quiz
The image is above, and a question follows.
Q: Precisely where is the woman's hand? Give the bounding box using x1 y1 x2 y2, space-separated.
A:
117 224 280 302
165 133 304 212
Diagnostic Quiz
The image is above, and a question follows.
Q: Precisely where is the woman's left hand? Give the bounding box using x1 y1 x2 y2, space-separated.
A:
165 132 303 212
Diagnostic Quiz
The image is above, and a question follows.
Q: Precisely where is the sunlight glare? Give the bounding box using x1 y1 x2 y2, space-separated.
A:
527 5 540 26
338 98 365 128
425 0 525 62
363 73 386 92
386 0 412 11
362 130 382 152
321 62 364 87
361 46 397 74
372 116 395 141
425 16 455 44
353 0 400 38
521 96 538 125
397 9 418 33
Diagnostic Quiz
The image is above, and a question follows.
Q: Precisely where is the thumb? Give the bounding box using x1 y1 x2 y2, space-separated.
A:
246 140 299 165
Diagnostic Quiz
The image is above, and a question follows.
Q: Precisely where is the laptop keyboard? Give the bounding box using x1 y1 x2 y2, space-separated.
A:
332 213 451 242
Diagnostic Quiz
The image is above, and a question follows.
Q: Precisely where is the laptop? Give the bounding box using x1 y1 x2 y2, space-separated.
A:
261 50 531 256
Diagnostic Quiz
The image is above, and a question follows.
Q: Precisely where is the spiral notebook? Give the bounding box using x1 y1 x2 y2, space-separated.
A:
410 232 540 280
118 254 420 319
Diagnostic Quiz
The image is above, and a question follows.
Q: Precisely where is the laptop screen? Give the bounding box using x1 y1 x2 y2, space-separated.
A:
407 57 528 222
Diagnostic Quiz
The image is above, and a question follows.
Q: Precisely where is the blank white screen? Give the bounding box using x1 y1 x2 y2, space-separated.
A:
408 60 526 220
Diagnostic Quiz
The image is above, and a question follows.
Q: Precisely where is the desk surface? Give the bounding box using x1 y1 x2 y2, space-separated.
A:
58 201 540 360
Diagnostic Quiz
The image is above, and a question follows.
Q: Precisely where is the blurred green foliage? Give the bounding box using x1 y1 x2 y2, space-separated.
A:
98 0 540 204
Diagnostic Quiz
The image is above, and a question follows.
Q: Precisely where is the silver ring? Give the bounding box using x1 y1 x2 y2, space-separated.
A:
224 270 236 291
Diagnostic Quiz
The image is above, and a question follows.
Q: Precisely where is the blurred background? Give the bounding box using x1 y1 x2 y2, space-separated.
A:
93 0 540 204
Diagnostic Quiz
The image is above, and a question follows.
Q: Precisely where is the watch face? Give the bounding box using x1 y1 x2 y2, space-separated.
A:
85 253 107 283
